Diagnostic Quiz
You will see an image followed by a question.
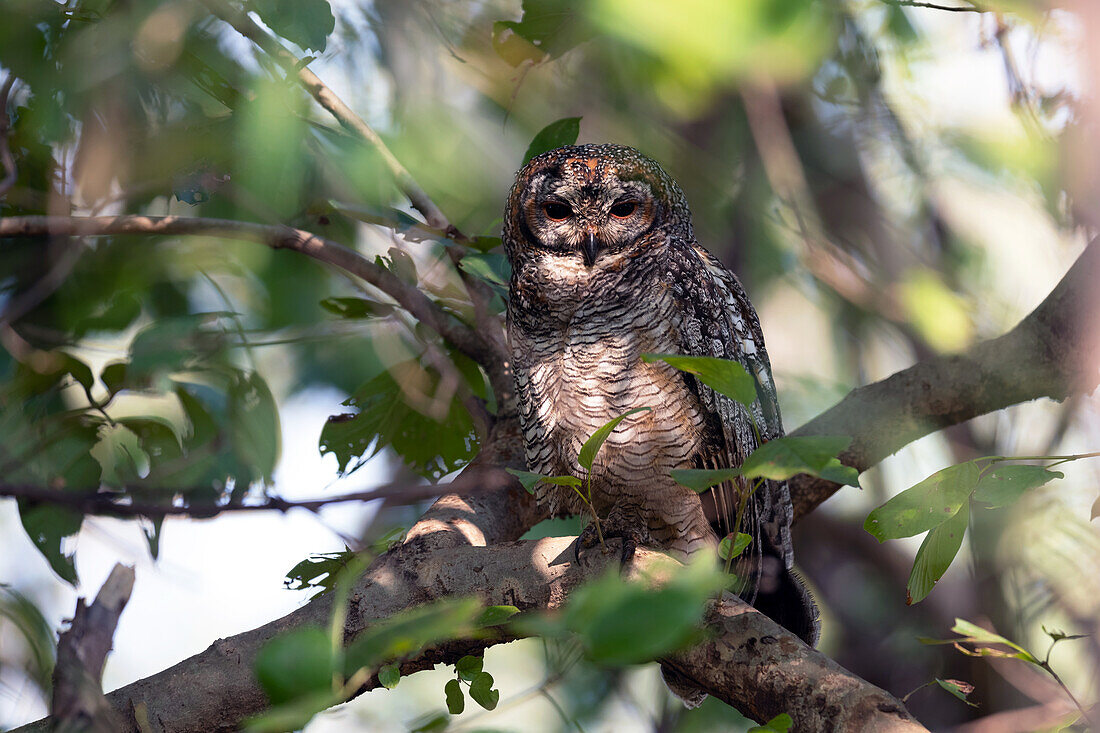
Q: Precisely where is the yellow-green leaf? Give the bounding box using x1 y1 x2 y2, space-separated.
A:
578 407 651 471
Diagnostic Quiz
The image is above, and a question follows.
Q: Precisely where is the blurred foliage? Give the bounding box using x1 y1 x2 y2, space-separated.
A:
1 0 1098 730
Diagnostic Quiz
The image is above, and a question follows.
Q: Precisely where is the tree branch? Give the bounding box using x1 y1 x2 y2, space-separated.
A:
51 564 135 733
0 74 17 199
13 539 926 732
0 214 499 377
0 465 517 519
787 238 1100 521
198 0 512 376
878 0 985 12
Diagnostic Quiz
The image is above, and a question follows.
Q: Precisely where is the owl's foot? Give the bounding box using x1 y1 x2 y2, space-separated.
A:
574 504 651 568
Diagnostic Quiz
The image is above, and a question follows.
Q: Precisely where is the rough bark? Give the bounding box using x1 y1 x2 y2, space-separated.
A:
16 539 926 733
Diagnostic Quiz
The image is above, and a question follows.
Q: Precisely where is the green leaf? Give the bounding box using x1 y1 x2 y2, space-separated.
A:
284 550 355 598
18 503 83 585
444 678 465 715
242 691 339 733
492 20 547 67
251 0 335 52
578 407 651 471
320 363 478 481
1041 626 1088 643
935 678 977 707
864 462 980 541
669 468 741 493
318 297 396 320
973 464 1063 508
100 361 128 396
1092 493 1100 521
409 711 450 732
459 252 511 291
468 672 499 711
741 435 857 485
378 663 400 689
492 0 589 66
907 501 969 604
748 713 793 732
565 558 726 665
254 626 333 705
718 533 752 561
541 475 583 487
128 314 228 384
523 117 582 165
468 236 502 253
228 371 281 484
476 605 520 627
506 468 549 493
455 655 483 682
641 353 757 406
950 618 1038 664
142 516 164 560
344 598 481 674
75 293 141 335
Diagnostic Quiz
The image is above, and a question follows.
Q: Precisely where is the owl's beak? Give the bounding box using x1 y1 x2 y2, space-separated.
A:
582 230 601 267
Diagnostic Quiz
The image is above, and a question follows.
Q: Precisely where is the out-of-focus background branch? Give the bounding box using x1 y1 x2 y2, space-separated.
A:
1 0 1098 731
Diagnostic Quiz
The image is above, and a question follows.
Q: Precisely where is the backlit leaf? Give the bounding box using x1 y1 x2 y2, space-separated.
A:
973 464 1063 508
718 532 752 561
642 353 756 406
378 663 400 689
523 117 582 164
578 407 651 471
252 0 335 52
254 626 333 705
907 501 969 604
864 462 980 541
741 435 857 485
669 468 741 492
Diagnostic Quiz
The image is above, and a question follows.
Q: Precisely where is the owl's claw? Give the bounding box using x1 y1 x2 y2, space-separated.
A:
573 506 651 571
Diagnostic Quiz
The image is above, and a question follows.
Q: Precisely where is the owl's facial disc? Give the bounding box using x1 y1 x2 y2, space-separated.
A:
523 170 658 267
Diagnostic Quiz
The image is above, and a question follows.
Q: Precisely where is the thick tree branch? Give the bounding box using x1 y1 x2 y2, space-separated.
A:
14 538 926 732
787 238 1100 521
0 215 500 381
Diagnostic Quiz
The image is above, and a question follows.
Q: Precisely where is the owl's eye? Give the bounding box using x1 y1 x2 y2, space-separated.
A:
543 202 572 221
610 201 637 218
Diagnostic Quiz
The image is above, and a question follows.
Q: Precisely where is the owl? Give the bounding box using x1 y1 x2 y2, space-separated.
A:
502 144 818 702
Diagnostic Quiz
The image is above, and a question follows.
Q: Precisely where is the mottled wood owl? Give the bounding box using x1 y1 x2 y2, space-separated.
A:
503 145 818 702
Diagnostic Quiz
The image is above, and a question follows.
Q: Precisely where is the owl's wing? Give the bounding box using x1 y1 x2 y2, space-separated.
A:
666 243 791 562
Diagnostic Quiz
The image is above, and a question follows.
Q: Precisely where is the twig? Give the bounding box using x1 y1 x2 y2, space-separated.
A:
0 74 18 198
197 0 510 376
0 214 495 372
0 465 518 519
879 0 986 12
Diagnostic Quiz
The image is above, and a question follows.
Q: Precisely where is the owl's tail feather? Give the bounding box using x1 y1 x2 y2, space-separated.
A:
751 555 821 647
660 664 708 709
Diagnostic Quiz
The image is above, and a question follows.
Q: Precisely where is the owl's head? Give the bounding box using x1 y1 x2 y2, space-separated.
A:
503 144 691 269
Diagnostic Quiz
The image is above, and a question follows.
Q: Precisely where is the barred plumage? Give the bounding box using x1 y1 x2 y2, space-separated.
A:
503 145 818 705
